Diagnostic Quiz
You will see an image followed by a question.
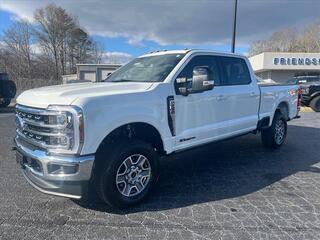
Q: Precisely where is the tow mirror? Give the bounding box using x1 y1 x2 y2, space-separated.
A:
191 66 214 93
176 66 214 96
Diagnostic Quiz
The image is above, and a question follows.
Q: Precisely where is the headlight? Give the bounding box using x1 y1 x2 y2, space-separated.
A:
46 105 84 154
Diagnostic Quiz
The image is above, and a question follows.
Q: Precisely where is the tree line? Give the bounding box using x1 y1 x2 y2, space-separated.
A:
249 21 320 56
0 4 102 89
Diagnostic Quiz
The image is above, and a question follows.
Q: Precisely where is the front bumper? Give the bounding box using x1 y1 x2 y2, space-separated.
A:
15 138 95 199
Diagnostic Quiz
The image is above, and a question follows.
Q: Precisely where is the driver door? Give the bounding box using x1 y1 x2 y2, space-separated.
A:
173 55 229 151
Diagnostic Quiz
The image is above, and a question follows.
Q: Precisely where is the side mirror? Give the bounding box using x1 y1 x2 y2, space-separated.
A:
191 66 214 93
176 66 214 96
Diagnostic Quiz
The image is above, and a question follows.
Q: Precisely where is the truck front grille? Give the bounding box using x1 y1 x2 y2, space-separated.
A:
15 105 63 150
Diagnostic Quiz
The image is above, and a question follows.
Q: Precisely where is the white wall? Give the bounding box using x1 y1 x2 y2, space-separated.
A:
249 52 320 72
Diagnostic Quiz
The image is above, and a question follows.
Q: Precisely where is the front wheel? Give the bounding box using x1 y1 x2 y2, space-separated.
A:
261 112 287 149
95 139 159 208
310 96 320 112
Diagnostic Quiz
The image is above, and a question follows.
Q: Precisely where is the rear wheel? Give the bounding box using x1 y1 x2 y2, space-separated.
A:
95 139 159 208
261 112 287 149
310 96 320 112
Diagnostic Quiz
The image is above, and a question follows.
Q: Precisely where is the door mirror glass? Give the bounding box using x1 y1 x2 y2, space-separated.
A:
175 54 221 96
176 66 214 95
191 66 214 93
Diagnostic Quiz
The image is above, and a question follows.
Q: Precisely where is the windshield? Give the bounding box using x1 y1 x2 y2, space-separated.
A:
105 53 185 82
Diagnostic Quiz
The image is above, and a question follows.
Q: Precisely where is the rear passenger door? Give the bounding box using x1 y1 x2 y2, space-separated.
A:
218 56 260 134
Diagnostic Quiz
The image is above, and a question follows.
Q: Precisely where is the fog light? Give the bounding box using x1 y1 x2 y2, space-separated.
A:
47 163 79 175
48 136 70 147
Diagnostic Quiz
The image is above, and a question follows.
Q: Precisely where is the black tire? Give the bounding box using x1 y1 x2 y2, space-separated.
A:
261 112 287 149
0 98 11 108
310 96 320 112
95 139 159 208
7 81 16 98
1 80 16 99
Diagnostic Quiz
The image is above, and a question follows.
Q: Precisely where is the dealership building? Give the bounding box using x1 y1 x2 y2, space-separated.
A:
249 52 320 83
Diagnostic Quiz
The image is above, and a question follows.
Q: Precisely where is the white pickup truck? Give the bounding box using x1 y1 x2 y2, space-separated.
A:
15 50 300 208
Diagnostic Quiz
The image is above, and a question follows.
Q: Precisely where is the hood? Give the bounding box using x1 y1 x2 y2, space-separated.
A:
16 82 154 108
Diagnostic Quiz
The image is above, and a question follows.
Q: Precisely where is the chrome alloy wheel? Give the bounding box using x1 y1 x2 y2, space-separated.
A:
274 119 285 144
116 154 151 197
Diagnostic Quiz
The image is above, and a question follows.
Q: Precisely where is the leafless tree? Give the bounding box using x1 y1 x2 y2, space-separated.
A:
2 20 33 78
249 21 320 56
249 28 298 56
298 21 320 52
34 4 77 82
0 4 104 90
33 4 102 82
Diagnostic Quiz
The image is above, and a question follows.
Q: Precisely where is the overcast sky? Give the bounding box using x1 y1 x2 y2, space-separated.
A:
1 0 320 60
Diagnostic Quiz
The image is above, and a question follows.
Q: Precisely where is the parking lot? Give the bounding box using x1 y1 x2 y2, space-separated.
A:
0 110 320 240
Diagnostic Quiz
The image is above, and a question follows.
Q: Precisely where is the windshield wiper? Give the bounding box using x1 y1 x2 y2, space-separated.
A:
110 79 137 82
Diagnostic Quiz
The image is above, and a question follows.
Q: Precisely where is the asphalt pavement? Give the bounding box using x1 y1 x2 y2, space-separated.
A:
0 109 320 240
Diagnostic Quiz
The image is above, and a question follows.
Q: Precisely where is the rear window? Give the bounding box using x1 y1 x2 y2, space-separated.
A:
220 57 251 85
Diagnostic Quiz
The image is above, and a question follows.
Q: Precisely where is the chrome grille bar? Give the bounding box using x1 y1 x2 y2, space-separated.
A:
16 105 68 129
15 105 71 150
15 104 83 155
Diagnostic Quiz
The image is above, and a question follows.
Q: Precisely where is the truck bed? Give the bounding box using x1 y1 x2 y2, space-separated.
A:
259 84 299 123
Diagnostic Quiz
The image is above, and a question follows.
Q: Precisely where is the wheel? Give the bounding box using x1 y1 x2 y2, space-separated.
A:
1 80 16 99
310 96 320 112
261 112 287 149
0 98 11 107
7 81 16 98
95 139 159 208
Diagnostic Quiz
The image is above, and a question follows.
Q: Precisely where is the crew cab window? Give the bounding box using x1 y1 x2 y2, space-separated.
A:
220 57 251 85
177 55 221 86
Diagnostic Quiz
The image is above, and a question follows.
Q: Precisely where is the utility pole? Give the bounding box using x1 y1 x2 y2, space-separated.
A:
231 0 238 53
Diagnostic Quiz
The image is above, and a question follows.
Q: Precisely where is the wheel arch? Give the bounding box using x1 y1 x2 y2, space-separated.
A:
276 101 289 120
267 101 289 127
95 122 166 158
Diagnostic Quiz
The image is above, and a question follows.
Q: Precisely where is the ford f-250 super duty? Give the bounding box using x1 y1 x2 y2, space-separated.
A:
14 50 300 208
